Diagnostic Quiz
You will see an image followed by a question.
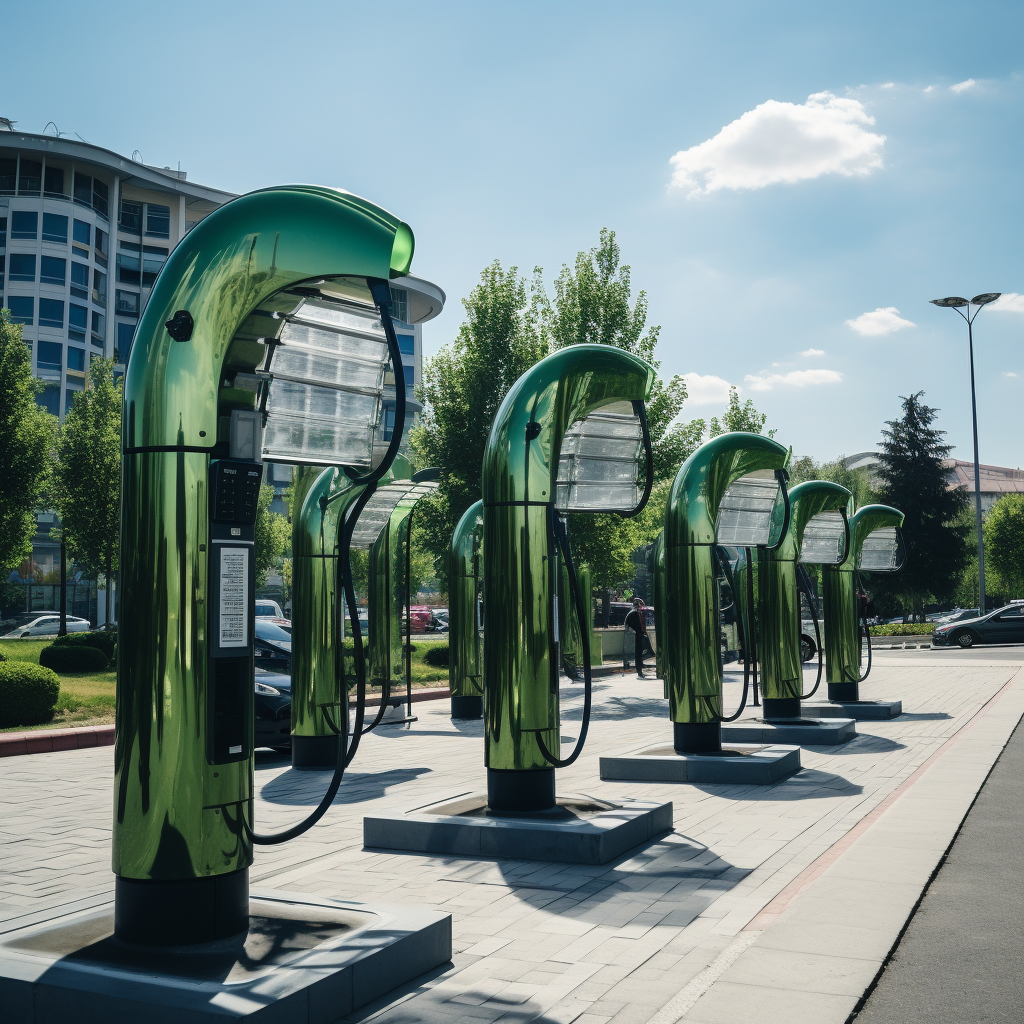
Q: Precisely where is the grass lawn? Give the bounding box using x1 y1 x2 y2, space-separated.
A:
0 638 116 733
1 635 451 733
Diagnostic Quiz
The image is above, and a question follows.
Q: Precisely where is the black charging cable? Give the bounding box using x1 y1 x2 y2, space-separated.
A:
796 563 824 699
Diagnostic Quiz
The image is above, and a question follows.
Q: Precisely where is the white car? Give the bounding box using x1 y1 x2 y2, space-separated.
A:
1 612 92 638
255 600 285 619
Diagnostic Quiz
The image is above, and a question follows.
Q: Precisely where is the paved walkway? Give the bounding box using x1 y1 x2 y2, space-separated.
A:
1 652 1021 1024
852 714 1024 1023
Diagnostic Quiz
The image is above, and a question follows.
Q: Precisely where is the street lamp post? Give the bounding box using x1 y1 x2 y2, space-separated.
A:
930 293 1001 613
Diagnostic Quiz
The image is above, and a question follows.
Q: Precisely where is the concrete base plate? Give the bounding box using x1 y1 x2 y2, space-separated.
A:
364 792 673 864
0 891 451 1023
804 699 903 720
722 717 856 745
599 742 801 785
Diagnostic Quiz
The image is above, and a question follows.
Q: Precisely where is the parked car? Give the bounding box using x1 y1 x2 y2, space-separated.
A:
254 667 292 751
255 600 285 619
407 606 433 633
931 604 1024 648
430 608 449 632
1 612 91 638
934 608 980 626
254 619 292 671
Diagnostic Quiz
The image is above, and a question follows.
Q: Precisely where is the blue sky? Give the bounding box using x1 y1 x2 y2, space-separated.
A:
5 0 1021 465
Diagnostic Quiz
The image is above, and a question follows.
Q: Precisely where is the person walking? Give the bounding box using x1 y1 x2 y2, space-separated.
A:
623 598 649 679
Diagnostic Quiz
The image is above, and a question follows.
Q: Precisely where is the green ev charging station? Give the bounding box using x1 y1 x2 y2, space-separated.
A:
559 558 594 680
755 481 852 719
481 345 655 811
823 504 905 702
115 185 419 945
664 433 790 753
652 531 666 684
450 500 485 719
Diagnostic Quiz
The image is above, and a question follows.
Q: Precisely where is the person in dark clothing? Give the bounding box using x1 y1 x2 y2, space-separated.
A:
623 598 649 679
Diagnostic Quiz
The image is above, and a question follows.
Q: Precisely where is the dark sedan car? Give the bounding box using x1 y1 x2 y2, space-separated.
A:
255 619 292 672
931 603 1024 648
255 667 292 751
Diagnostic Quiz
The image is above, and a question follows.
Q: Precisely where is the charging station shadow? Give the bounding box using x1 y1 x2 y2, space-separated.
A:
689 766 864 799
561 694 668 722
260 766 432 806
819 734 906 754
896 712 952 721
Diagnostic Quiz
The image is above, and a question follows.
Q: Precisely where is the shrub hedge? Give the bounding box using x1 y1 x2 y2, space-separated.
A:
39 644 109 674
0 663 61 727
868 623 935 636
423 644 449 668
53 630 116 663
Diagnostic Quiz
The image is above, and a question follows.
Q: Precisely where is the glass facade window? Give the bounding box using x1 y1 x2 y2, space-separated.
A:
390 288 409 324
95 227 107 256
382 401 396 442
65 388 80 412
116 321 135 364
0 158 16 194
92 179 108 218
145 203 170 238
142 244 168 286
18 159 42 196
42 213 68 243
92 269 107 307
73 219 91 246
74 173 93 208
116 251 140 285
40 256 66 285
39 300 65 329
119 199 142 233
37 382 60 416
11 211 38 239
67 346 86 372
44 166 66 199
0 216 6 247
37 340 63 368
9 253 36 281
397 333 415 356
8 296 34 324
115 290 139 317
91 310 105 344
69 303 88 340
70 262 90 298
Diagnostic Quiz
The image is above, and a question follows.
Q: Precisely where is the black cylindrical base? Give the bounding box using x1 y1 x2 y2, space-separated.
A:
115 868 248 945
828 682 860 703
763 697 800 720
487 768 555 812
673 721 721 753
292 734 341 769
451 695 483 719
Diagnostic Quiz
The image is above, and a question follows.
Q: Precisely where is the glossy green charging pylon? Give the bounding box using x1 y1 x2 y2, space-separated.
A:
450 500 484 719
822 504 905 700
757 481 852 719
652 532 666 687
664 433 789 753
115 185 414 945
482 345 655 811
559 559 592 679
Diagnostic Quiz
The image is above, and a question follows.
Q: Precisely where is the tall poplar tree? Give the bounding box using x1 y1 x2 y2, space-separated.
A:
53 358 123 625
871 392 969 618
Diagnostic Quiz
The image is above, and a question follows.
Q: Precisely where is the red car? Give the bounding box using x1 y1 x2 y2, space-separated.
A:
407 606 433 633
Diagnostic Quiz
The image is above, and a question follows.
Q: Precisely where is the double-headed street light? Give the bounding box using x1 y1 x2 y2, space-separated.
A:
929 292 1001 612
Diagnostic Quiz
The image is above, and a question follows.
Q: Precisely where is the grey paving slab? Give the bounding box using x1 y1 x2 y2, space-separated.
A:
0 657 1020 1024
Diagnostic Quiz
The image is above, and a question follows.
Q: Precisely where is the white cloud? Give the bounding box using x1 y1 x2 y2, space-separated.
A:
924 85 936 93
881 82 895 89
744 368 843 392
669 91 885 197
1003 371 1017 378
845 307 916 336
950 79 976 93
990 293 1024 313
801 347 825 357
683 373 733 405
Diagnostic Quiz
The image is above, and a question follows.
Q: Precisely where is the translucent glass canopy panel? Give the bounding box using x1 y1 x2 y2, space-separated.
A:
857 527 901 571
555 402 645 514
799 511 847 565
259 294 390 467
348 480 439 550
716 474 782 547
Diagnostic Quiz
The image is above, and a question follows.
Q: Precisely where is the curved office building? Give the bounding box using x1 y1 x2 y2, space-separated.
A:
0 130 234 417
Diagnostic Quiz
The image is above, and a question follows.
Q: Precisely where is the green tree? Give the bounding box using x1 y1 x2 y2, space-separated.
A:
411 261 548 563
708 387 776 439
0 310 57 579
52 357 121 624
788 454 873 509
871 392 970 619
254 483 289 589
984 494 1024 600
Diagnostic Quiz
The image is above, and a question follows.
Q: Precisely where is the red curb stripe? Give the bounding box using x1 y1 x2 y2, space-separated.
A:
0 723 115 758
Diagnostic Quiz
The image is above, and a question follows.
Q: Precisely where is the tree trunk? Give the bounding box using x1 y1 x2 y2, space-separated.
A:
58 541 67 636
601 589 611 628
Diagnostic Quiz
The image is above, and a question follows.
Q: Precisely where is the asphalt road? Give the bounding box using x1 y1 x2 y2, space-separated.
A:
873 644 1024 663
853 711 1024 1023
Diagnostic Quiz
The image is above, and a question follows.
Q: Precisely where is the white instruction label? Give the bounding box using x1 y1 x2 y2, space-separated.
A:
219 547 248 648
